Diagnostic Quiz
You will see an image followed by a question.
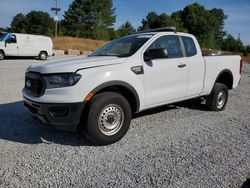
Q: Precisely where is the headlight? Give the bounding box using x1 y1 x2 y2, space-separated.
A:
43 73 82 89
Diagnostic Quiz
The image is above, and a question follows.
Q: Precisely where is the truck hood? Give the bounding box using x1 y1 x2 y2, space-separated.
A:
27 56 126 74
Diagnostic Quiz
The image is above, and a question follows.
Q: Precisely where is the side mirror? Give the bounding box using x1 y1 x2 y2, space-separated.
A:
6 38 11 44
4 40 8 47
144 48 168 61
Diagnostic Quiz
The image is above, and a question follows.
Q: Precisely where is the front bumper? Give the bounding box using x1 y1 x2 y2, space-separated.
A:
23 97 84 131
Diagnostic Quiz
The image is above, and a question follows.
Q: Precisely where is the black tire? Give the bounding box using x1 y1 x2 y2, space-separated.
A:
206 83 228 111
84 92 132 145
0 50 4 60
38 51 48 60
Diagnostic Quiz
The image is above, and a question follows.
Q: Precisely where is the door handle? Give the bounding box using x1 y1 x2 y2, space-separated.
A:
178 64 186 68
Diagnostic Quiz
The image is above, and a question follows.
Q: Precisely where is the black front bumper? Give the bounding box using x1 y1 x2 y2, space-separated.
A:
23 97 84 131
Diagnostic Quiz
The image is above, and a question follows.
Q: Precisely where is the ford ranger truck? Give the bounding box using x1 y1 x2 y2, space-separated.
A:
23 27 242 145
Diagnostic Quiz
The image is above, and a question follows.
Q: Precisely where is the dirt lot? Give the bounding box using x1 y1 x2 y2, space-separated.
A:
0 56 249 187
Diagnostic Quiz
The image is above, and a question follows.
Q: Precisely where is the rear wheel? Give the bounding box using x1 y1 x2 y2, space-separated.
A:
206 83 228 111
38 51 48 60
84 92 131 145
0 50 4 60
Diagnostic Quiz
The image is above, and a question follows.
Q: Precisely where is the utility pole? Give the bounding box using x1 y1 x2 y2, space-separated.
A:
51 0 61 37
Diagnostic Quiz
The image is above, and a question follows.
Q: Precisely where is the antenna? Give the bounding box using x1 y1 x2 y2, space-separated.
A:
51 0 61 37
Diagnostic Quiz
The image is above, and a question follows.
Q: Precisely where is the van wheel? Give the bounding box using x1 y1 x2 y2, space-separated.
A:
39 51 48 60
206 83 228 111
85 92 131 145
0 50 4 60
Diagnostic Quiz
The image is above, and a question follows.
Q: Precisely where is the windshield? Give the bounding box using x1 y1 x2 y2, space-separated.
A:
90 34 153 57
0 32 9 41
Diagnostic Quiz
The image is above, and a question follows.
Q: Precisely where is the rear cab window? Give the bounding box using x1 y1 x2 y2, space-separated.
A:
182 36 197 57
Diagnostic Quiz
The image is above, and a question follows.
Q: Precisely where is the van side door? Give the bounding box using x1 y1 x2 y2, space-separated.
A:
4 34 18 56
18 36 37 56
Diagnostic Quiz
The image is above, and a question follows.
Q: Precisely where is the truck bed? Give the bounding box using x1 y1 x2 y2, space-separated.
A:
202 55 241 95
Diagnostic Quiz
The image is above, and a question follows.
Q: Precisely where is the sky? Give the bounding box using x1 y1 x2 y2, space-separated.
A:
0 0 249 45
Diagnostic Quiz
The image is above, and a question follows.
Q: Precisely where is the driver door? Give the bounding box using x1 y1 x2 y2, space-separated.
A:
143 35 189 106
5 34 18 56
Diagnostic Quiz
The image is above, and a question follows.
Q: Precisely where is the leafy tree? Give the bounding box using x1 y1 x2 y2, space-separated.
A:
171 11 187 32
246 45 250 53
139 3 227 49
10 13 28 33
181 4 209 40
0 27 7 32
180 3 227 48
10 11 54 36
236 37 245 52
139 12 176 31
221 34 245 52
57 21 65 36
208 8 227 48
158 13 176 28
117 21 136 37
140 12 161 30
108 28 118 40
140 11 187 32
26 11 54 36
62 0 116 40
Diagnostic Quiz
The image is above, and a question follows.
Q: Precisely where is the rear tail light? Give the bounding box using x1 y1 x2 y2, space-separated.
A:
240 58 243 74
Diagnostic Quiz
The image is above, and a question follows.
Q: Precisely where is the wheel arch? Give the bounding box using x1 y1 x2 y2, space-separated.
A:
0 49 4 55
89 81 140 113
39 50 48 55
214 69 234 90
0 49 5 60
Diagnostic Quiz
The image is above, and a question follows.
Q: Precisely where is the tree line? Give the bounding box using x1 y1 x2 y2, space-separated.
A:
1 0 249 54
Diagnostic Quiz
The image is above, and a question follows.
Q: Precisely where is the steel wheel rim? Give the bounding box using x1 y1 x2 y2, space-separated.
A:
98 104 124 136
41 53 46 60
217 91 226 109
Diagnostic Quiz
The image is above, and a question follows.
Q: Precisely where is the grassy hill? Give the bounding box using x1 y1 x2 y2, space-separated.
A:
52 37 107 53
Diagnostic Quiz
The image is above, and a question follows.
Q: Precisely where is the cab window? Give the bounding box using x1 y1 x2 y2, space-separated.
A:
8 35 17 43
148 35 183 58
182 36 197 57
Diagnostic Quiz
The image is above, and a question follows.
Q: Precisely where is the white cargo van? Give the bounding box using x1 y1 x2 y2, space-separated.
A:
0 32 53 60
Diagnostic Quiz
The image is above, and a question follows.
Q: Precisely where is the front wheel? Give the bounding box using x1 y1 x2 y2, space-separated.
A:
84 92 132 145
38 51 48 60
206 83 228 111
0 50 4 60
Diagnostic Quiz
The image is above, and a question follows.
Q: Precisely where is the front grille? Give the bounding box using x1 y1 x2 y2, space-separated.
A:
25 72 45 96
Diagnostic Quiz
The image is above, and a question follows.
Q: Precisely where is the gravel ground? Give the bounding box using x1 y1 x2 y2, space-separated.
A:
0 57 249 188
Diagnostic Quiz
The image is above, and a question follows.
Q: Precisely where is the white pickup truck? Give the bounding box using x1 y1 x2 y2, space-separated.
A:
23 27 242 145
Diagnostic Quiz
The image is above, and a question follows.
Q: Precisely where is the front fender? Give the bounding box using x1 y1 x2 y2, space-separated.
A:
77 65 145 111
